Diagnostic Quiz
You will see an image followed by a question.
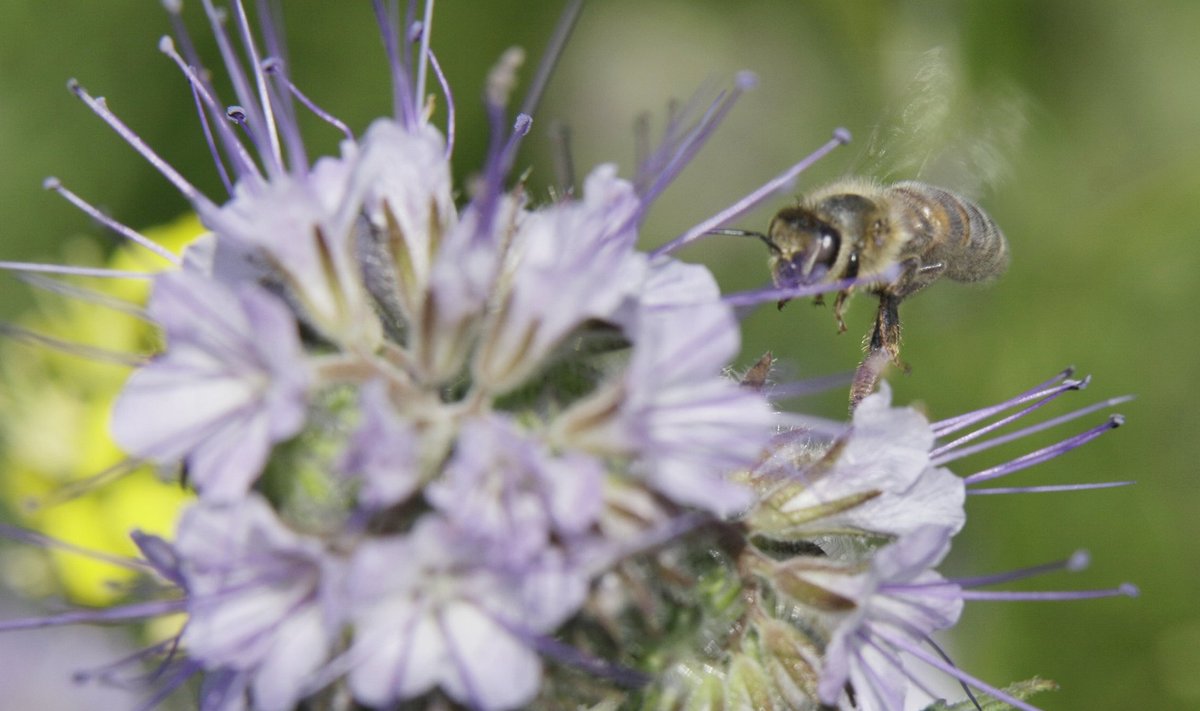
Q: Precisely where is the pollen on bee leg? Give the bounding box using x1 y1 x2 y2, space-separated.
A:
848 350 889 412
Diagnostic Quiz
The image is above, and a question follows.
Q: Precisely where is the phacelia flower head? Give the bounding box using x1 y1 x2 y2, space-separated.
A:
0 3 1137 711
0 1 799 708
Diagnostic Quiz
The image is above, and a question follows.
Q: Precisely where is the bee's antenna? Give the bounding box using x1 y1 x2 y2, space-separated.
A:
706 228 781 255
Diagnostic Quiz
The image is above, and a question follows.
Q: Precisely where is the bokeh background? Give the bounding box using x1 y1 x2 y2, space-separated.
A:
0 1 1195 709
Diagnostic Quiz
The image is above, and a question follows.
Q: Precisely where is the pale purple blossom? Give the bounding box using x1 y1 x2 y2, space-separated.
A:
752 383 966 539
338 380 421 510
349 120 457 323
472 165 645 393
111 270 310 501
803 525 963 710
344 516 587 711
553 259 777 516
175 495 339 711
426 414 604 561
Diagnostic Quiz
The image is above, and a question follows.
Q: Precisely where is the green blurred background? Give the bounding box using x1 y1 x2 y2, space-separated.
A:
0 1 1196 709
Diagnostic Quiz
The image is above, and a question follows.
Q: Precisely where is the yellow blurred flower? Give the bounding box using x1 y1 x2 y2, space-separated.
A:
0 215 200 605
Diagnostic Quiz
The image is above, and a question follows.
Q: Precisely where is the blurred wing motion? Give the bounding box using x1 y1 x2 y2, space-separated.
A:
856 46 1028 199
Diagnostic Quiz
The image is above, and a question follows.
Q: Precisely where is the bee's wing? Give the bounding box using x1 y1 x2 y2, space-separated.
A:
852 47 1027 199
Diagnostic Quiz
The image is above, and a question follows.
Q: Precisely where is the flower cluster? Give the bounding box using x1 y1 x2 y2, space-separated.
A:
0 3 1135 711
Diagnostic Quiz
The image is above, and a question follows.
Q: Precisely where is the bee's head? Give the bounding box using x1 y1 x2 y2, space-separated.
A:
766 206 855 289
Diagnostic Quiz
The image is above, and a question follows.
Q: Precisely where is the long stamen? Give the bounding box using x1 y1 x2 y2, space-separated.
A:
504 113 534 162
43 178 180 265
231 0 285 170
877 631 1042 711
191 82 235 194
110 660 199 711
963 415 1124 485
633 112 651 188
636 96 694 193
372 0 417 126
30 458 154 509
260 66 309 172
934 395 1133 464
932 367 1076 436
932 382 1094 460
653 128 852 257
71 637 184 686
67 80 217 214
529 633 651 689
722 263 900 308
968 480 1135 495
0 523 151 571
961 584 1139 602
0 323 148 367
516 0 584 121
263 58 354 141
253 0 289 70
0 600 186 632
950 550 1091 589
201 0 280 178
414 0 435 110
426 48 455 157
0 261 153 280
472 47 526 244
162 0 202 65
14 274 147 318
159 37 262 182
936 376 1088 440
158 35 246 191
637 73 758 217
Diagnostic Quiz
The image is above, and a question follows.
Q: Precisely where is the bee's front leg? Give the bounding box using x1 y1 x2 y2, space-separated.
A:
832 290 851 333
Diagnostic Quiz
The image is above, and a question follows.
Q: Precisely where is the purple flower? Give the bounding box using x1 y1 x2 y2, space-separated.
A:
344 516 587 711
426 414 604 561
175 495 339 711
804 525 963 710
338 380 421 510
472 165 645 393
111 270 309 501
553 259 777 516
347 120 457 326
750 383 966 539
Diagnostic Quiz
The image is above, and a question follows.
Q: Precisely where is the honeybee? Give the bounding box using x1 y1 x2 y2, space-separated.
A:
710 49 1021 409
762 178 1008 408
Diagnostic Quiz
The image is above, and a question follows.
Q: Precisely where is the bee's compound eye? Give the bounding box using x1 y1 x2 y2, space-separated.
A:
773 257 800 288
845 250 860 279
814 229 841 268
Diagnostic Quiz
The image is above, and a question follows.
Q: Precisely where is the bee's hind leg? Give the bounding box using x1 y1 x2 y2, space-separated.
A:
849 292 903 411
867 291 904 366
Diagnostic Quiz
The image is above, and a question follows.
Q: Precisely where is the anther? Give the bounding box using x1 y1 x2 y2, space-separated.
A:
513 113 533 137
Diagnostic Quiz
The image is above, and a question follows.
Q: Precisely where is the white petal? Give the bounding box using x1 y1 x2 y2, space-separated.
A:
439 602 542 711
250 607 329 711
